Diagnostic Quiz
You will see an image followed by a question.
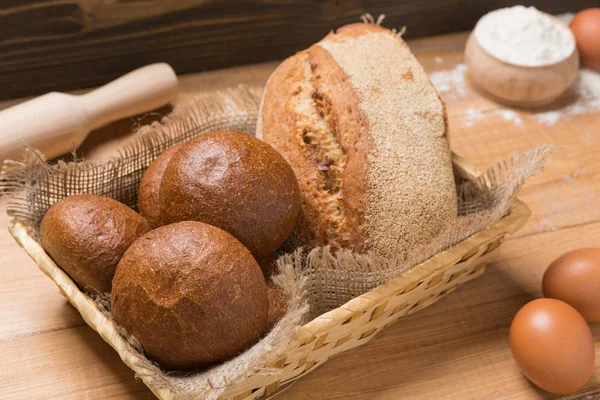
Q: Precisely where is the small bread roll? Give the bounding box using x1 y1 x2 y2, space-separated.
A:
257 23 457 258
111 221 268 370
160 130 301 258
137 143 182 227
40 194 150 292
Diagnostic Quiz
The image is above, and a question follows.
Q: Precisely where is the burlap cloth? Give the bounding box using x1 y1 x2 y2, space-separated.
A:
0 85 552 399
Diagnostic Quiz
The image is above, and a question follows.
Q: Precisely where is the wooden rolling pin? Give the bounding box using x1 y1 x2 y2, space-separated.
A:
0 63 178 162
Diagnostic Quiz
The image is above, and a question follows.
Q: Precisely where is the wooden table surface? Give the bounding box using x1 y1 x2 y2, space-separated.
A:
2 31 600 400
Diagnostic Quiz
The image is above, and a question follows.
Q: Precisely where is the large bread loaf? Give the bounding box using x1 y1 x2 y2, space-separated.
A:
257 23 457 258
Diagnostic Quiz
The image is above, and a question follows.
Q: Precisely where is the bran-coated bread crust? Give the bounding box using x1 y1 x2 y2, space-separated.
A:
111 221 269 371
40 194 150 293
258 23 457 258
159 130 301 259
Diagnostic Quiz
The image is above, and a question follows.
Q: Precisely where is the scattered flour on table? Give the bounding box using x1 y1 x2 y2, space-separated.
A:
496 109 523 125
464 107 483 127
531 69 600 125
429 63 469 100
474 6 575 67
582 133 595 143
434 56 444 64
430 65 600 127
562 172 579 183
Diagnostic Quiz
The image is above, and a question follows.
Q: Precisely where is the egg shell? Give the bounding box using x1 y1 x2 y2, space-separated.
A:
570 8 600 69
543 248 600 322
510 298 595 395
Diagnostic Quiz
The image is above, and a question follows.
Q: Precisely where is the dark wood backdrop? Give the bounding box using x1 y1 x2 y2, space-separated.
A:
0 0 595 100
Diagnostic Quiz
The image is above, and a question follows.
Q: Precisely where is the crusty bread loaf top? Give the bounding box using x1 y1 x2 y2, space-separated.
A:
258 23 457 258
320 24 456 256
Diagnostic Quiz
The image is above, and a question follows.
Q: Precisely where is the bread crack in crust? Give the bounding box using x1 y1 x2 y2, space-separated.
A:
289 53 348 242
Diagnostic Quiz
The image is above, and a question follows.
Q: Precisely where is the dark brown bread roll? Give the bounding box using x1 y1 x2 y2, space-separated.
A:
111 221 269 371
257 23 457 258
159 130 301 259
137 143 183 228
40 194 150 293
266 282 288 332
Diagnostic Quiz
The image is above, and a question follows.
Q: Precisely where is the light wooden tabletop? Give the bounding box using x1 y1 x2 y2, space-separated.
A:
1 32 600 400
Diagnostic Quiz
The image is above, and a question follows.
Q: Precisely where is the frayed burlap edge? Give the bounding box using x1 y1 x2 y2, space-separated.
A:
361 13 406 37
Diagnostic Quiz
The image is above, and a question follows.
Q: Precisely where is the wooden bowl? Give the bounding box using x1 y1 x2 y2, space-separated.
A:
465 26 579 107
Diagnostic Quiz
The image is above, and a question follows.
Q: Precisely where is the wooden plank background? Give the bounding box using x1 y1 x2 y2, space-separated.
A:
0 0 597 100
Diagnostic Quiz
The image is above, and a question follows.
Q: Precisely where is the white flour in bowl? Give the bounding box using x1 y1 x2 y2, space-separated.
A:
474 6 575 67
428 9 598 126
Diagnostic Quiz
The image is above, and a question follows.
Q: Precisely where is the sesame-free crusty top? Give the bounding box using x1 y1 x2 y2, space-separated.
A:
40 194 150 293
257 23 457 258
111 221 269 371
159 130 300 259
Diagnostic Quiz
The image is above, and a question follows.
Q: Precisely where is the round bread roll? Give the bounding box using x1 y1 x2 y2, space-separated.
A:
40 194 150 293
138 143 183 227
257 23 458 258
159 130 301 259
266 282 288 331
111 221 269 370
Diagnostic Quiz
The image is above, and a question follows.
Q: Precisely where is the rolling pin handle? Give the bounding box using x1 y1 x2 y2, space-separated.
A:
81 63 178 130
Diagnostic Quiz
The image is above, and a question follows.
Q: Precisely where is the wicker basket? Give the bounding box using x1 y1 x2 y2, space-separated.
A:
8 154 530 400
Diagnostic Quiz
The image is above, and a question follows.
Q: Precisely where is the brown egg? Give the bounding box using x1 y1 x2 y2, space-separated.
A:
570 8 600 69
543 248 600 322
510 298 594 394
